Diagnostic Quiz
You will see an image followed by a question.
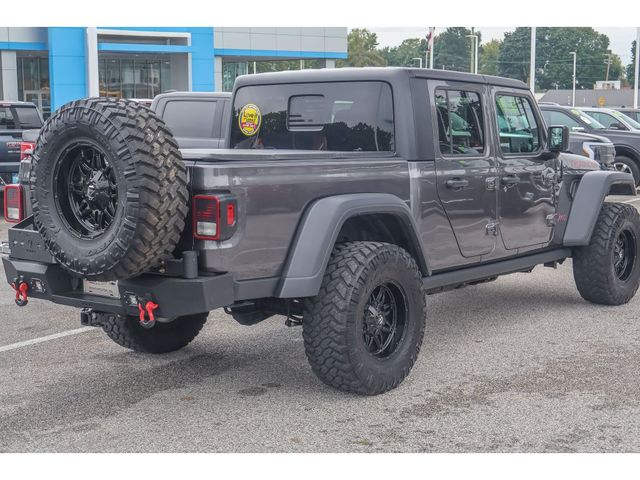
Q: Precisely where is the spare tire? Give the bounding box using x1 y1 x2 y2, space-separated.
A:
30 98 188 281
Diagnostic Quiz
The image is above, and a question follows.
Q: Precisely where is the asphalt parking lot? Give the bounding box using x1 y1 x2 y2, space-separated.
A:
2 210 640 453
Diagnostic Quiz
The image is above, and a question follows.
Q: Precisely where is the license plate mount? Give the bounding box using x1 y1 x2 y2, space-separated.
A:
83 280 120 299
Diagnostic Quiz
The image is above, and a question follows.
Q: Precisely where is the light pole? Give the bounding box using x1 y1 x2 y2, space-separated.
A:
413 57 423 69
634 27 639 109
570 51 577 107
466 34 478 74
428 27 435 69
604 51 612 82
530 27 536 92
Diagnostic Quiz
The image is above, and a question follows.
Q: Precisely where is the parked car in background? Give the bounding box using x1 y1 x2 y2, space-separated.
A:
615 107 640 124
579 107 640 132
150 91 231 149
0 102 43 209
540 104 640 185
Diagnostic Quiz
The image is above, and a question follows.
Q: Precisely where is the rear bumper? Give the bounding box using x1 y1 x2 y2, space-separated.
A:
2 256 236 319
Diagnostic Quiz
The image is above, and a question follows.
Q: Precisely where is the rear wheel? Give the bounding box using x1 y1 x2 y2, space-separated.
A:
573 202 640 305
102 313 208 354
302 242 426 395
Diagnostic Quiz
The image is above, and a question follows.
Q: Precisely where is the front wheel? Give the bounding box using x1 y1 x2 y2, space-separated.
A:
613 155 640 186
102 313 208 353
302 242 426 395
573 202 640 305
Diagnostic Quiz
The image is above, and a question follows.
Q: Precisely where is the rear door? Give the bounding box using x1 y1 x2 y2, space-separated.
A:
493 90 557 250
433 82 498 258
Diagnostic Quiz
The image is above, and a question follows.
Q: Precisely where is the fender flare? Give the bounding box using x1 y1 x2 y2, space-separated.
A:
276 193 429 298
563 170 636 247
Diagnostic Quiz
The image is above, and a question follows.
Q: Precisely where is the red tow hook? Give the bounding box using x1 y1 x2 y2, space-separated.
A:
11 281 29 307
138 300 159 328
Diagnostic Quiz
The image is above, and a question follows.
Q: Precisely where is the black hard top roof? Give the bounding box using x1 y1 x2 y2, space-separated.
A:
233 67 529 90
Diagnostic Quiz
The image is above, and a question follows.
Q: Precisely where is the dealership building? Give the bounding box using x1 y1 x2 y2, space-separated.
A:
0 27 348 117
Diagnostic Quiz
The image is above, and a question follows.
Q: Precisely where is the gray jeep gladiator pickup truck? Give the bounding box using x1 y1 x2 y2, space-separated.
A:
4 68 640 395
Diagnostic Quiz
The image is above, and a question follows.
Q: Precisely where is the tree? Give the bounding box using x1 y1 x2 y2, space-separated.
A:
479 39 501 76
338 28 387 68
627 40 637 87
381 38 428 67
497 27 531 83
433 27 479 72
499 27 618 91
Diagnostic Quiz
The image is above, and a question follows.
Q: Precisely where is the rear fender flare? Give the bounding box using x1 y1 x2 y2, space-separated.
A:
276 194 429 298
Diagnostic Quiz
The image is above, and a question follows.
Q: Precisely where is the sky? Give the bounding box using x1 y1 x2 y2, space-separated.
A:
370 27 638 64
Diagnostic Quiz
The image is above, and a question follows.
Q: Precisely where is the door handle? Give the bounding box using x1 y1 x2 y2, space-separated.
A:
501 175 520 185
445 178 469 189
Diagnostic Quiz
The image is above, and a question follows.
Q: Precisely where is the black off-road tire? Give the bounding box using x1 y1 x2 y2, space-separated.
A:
102 313 208 354
302 242 426 395
573 202 640 305
31 98 188 281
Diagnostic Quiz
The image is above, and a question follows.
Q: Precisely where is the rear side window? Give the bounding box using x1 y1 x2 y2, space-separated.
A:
435 89 485 156
230 81 394 152
0 106 42 129
495 95 540 154
162 100 217 139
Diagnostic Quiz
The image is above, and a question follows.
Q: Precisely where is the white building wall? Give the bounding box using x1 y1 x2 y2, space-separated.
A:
0 51 18 101
214 27 347 55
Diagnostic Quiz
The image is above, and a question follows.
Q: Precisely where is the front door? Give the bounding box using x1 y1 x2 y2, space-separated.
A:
434 85 498 258
493 91 557 250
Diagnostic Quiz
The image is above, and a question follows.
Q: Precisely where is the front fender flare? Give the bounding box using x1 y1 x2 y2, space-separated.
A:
276 193 428 298
563 170 636 247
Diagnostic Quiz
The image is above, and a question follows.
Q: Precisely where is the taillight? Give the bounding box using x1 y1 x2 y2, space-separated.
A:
20 141 36 161
192 194 237 241
4 185 24 223
193 195 220 240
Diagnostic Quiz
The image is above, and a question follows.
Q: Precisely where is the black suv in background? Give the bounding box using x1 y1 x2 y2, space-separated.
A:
0 102 43 200
540 104 640 185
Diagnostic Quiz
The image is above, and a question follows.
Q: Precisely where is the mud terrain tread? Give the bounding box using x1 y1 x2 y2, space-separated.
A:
31 98 188 280
302 241 426 395
573 202 640 305
102 313 208 354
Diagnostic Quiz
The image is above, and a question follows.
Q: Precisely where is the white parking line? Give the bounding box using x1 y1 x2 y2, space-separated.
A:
0 327 95 353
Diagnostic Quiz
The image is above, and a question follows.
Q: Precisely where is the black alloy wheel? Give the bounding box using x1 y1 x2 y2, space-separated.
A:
613 229 636 281
54 141 118 239
363 283 407 358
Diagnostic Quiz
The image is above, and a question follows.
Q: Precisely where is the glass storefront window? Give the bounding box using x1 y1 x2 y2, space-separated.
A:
222 61 248 92
16 54 51 118
98 55 172 100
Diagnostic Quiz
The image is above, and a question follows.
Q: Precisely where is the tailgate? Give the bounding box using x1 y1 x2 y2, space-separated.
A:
0 129 23 163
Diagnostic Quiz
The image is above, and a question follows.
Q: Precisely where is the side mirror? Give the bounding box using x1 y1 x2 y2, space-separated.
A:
548 125 569 153
609 122 627 131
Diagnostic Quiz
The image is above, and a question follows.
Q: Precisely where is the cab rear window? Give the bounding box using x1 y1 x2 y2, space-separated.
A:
230 81 394 152
0 105 43 130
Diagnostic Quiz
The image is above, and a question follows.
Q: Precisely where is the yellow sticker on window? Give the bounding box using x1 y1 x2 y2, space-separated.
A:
238 104 262 136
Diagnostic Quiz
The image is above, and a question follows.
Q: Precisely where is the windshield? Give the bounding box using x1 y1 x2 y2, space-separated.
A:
570 109 607 130
611 110 640 130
